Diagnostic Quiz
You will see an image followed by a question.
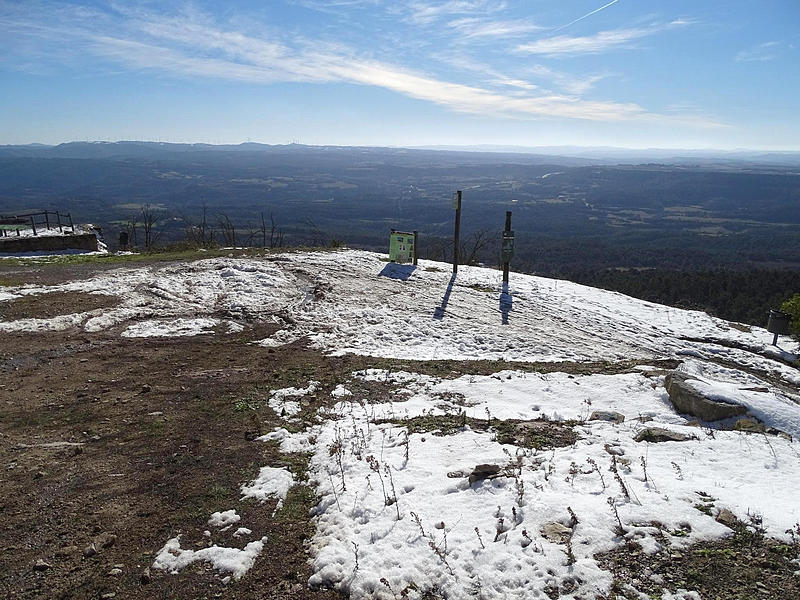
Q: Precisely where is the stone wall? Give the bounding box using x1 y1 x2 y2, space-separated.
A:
0 233 99 254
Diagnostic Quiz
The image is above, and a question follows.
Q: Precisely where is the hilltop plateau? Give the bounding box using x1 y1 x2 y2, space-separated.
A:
1 248 799 599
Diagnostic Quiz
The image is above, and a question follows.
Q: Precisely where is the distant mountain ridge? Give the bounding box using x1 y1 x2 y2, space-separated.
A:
0 141 601 167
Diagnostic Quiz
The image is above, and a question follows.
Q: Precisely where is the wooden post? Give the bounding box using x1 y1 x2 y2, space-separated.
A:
30 216 37 236
68 213 74 232
502 211 512 285
57 211 63 232
413 230 418 265
452 190 462 274
44 210 50 231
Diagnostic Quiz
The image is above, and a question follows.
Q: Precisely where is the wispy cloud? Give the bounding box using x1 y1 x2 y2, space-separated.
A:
735 41 780 62
403 1 505 25
0 2 723 129
447 17 542 39
516 21 688 57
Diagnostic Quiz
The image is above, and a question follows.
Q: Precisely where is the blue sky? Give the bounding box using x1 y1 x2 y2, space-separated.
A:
1 0 798 149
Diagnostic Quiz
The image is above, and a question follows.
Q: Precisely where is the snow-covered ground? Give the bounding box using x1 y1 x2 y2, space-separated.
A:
0 250 796 365
2 249 799 597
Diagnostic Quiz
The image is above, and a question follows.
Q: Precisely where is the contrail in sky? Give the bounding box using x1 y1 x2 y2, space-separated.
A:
552 0 620 33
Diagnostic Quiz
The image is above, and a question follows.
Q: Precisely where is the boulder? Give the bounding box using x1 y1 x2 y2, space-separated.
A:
590 410 625 424
665 373 747 422
634 427 693 443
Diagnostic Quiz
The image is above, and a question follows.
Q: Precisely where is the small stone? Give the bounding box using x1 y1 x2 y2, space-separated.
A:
34 559 51 571
716 508 738 528
83 543 97 558
468 464 501 485
108 568 122 577
634 427 693 443
34 471 47 479
98 534 117 548
590 410 625 424
603 443 625 456
734 419 765 433
55 546 79 557
541 522 572 544
140 567 151 585
141 384 152 393
100 593 116 599
446 470 465 478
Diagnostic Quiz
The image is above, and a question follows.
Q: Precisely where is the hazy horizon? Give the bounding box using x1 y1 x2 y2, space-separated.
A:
3 139 800 155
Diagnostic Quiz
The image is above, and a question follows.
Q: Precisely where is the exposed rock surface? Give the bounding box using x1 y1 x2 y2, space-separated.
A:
634 427 694 443
590 410 625 424
665 372 747 422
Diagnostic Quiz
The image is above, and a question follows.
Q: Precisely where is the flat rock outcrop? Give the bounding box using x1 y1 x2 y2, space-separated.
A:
665 372 747 422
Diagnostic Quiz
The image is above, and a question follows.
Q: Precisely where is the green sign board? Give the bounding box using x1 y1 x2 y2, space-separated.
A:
389 231 416 264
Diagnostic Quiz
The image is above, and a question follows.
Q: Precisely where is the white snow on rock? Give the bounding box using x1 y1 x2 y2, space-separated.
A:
208 509 241 529
0 251 795 369
153 535 267 580
240 466 294 514
122 317 221 337
0 256 301 334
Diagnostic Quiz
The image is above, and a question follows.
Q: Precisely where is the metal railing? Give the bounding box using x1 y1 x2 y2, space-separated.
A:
0 210 75 237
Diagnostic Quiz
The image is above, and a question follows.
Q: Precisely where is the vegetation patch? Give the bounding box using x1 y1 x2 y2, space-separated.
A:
596 519 800 600
377 414 578 449
339 356 681 380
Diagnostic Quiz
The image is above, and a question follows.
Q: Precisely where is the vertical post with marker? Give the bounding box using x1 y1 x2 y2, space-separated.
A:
502 211 513 285
452 190 462 274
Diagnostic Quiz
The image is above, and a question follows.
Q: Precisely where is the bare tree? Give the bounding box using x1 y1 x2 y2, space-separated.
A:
218 213 236 247
304 218 325 247
459 229 493 266
181 207 215 247
269 212 284 248
140 204 160 249
126 212 139 248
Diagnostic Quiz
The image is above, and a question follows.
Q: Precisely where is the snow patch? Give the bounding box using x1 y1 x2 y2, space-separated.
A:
153 535 267 580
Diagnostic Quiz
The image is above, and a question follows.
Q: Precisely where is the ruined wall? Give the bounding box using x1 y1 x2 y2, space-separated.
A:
0 233 99 254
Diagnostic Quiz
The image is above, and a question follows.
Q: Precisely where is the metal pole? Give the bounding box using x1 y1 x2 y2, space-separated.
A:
30 216 37 236
413 230 418 266
44 210 50 231
502 211 512 285
68 213 74 232
773 332 779 346
57 211 63 232
453 190 462 274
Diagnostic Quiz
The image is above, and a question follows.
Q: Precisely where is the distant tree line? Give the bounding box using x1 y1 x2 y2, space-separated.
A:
552 267 800 327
